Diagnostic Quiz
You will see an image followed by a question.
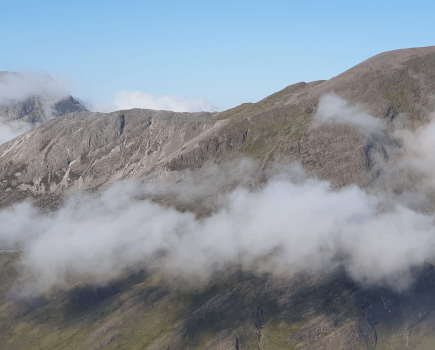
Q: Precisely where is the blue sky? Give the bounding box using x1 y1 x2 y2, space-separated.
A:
2 0 434 111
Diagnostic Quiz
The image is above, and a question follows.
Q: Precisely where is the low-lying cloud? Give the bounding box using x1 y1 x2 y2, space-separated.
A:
93 90 220 113
395 118 435 190
2 164 435 296
315 93 435 196
0 120 32 145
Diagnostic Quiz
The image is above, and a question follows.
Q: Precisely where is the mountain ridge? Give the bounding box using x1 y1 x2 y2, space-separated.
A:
2 46 435 349
3 46 435 208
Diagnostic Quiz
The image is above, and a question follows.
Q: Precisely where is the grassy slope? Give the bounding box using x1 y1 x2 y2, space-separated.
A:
0 252 380 350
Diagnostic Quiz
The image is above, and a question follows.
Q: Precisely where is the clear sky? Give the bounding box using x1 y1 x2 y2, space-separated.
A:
2 0 435 111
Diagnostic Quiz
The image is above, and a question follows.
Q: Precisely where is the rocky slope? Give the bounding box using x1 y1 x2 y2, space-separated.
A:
1 46 435 349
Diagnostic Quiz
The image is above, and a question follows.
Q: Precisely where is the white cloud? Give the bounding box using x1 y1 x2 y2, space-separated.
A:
3 162 435 296
93 90 220 113
3 94 435 297
314 93 385 133
0 72 70 104
314 94 435 195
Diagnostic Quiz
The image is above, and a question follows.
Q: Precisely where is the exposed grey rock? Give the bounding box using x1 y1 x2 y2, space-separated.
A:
0 109 223 207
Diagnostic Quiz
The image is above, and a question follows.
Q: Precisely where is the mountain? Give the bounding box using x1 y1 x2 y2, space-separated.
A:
0 72 87 146
1 46 435 349
1 47 435 209
0 94 87 126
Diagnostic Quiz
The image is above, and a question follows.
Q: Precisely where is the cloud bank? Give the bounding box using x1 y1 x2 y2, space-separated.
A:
93 90 220 113
0 120 32 145
1 167 435 296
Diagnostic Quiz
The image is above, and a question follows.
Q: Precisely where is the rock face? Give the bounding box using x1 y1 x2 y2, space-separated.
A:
1 46 435 207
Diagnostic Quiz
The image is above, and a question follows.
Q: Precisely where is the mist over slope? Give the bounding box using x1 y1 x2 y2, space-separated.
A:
2 46 435 349
2 163 435 296
2 90 435 298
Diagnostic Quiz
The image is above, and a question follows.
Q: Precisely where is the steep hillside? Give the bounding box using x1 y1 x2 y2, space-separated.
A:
2 252 435 350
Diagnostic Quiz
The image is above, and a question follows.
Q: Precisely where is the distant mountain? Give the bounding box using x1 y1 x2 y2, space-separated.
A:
0 72 87 150
0 94 87 125
0 72 86 126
